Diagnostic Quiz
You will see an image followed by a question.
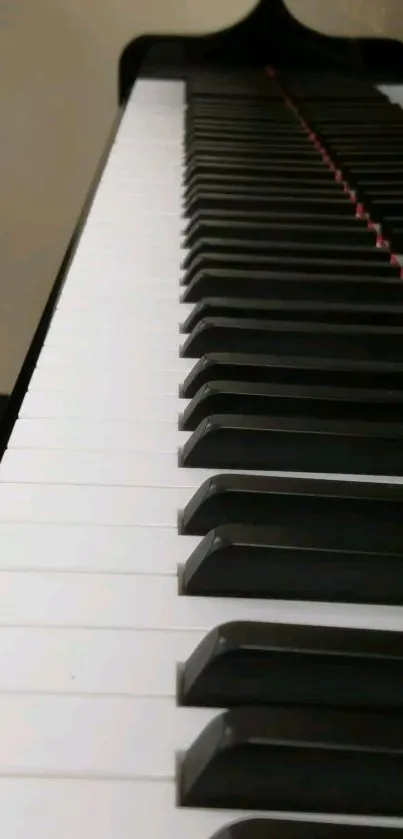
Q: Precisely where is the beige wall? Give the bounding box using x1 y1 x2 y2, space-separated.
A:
285 0 403 38
0 0 258 394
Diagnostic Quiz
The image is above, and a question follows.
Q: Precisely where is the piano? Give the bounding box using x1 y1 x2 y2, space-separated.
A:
2 1 403 836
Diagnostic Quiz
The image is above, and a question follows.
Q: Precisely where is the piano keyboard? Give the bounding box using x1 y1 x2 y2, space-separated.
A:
1 68 403 837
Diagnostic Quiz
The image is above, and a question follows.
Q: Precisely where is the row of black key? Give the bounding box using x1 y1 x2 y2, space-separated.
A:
176 70 403 829
287 75 403 253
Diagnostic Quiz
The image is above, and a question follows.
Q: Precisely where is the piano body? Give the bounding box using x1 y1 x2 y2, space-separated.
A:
2 1 403 836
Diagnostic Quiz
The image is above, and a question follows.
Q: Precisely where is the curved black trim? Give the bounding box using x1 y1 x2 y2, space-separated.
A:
118 0 403 104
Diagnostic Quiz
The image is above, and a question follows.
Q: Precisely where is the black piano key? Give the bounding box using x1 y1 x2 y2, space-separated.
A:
323 126 403 137
181 353 403 399
180 414 403 475
182 237 387 266
305 111 403 123
180 317 403 361
184 219 377 248
389 228 403 250
185 191 354 217
185 150 321 166
185 208 366 229
181 523 403 602
186 133 308 149
180 621 403 709
328 133 403 145
182 256 399 289
186 119 302 135
184 184 346 210
187 79 280 100
329 151 403 164
211 820 403 839
180 381 403 430
179 706 403 813
187 137 315 154
380 216 403 238
186 146 321 164
181 298 403 333
187 105 292 120
184 175 339 201
369 199 403 222
182 269 403 304
180 473 403 537
185 160 334 181
186 205 370 229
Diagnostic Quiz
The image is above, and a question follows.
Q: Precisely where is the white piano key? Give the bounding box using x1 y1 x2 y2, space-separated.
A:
0 449 267 487
0 627 202 695
9 419 188 451
19 390 188 420
3 447 400 487
74 215 184 236
0 693 216 778
37 344 188 369
0 522 197 573
56 286 185 306
0 483 189 526
50 306 184 330
130 80 185 104
49 311 183 334
1 572 402 631
48 289 188 313
1 780 397 839
65 247 183 277
43 331 190 357
29 366 184 395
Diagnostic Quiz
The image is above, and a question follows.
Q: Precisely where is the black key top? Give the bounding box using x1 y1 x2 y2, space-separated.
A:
389 228 403 250
184 219 376 248
183 256 398 288
182 523 403 602
182 237 388 266
180 473 403 536
187 131 306 147
187 80 279 100
185 184 344 209
333 151 403 163
187 157 328 179
180 621 403 708
187 207 370 231
187 119 302 136
186 160 334 181
370 198 403 221
212 820 402 839
186 208 366 228
180 317 403 361
180 382 403 430
308 113 403 124
180 414 403 475
187 107 292 122
380 216 403 238
185 174 338 198
179 706 403 813
323 127 403 138
182 269 403 304
181 299 403 333
331 138 403 149
187 136 314 153
186 144 320 163
181 353 403 399
185 191 354 217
